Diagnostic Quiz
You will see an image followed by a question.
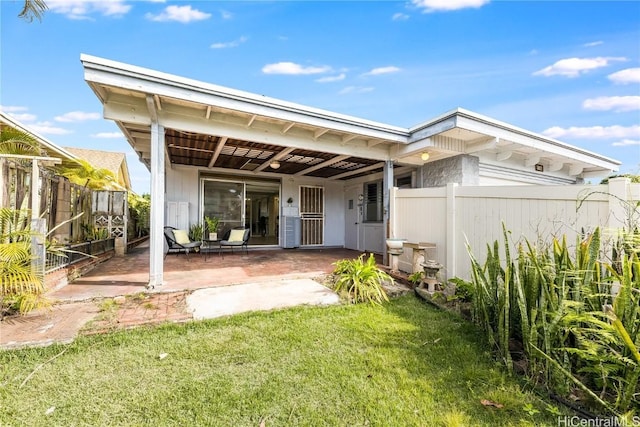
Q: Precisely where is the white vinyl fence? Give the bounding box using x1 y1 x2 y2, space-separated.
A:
390 178 639 282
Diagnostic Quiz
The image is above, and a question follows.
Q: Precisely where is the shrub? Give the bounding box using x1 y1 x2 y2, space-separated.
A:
332 253 391 305
465 224 639 416
189 223 203 242
0 208 48 318
408 270 424 287
448 277 474 302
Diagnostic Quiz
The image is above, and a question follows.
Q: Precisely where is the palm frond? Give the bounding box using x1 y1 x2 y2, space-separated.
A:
18 0 48 22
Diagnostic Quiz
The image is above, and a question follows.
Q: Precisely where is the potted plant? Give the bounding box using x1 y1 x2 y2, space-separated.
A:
204 216 220 240
189 223 203 242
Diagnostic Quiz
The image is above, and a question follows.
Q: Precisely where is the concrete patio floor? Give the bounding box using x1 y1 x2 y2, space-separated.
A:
1 242 380 350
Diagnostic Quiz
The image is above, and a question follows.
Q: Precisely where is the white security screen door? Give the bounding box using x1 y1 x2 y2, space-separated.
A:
344 186 360 250
299 185 324 246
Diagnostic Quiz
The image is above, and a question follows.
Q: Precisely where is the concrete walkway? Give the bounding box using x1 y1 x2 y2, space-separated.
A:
187 279 340 320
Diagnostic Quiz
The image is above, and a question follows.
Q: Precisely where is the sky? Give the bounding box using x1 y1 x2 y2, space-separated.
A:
1 0 639 195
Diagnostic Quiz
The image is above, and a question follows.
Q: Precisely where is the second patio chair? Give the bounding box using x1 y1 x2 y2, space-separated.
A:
219 227 250 257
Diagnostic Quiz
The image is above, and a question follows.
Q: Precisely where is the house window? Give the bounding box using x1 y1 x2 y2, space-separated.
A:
363 181 382 222
395 174 413 189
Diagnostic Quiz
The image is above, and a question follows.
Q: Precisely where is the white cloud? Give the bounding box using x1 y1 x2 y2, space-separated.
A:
47 0 131 19
608 68 640 85
0 105 28 113
146 5 211 23
542 124 640 140
54 111 100 122
582 96 640 112
91 132 123 139
316 74 346 83
30 121 73 135
362 66 401 76
339 86 374 95
612 139 640 147
0 106 37 122
392 13 409 21
9 113 37 122
412 0 489 13
262 62 331 75
583 41 603 47
221 10 233 20
210 36 248 49
533 57 626 78
0 106 38 122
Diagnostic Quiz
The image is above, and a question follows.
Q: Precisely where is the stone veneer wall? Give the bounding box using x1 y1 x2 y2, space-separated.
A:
420 154 479 187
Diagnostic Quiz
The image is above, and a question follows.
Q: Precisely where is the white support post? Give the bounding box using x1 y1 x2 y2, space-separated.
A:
148 121 165 288
30 217 46 278
389 186 397 240
445 183 458 281
31 159 40 219
382 160 393 266
30 159 45 277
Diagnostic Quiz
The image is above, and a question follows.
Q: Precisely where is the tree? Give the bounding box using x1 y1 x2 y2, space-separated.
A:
0 126 43 157
56 158 120 190
19 0 48 22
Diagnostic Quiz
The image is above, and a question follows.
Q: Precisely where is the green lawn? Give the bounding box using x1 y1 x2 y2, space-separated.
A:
1 295 566 426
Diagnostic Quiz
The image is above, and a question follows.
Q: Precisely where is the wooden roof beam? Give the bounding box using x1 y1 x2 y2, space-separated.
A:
282 122 295 134
207 136 228 168
314 128 329 140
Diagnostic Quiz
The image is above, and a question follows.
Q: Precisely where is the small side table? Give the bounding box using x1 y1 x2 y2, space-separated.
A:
202 239 220 261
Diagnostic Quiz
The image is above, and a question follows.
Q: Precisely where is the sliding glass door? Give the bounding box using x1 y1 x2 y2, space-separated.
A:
246 181 280 245
201 177 280 246
202 179 245 239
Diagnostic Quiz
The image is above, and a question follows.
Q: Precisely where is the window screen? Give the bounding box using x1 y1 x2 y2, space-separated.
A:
363 181 382 222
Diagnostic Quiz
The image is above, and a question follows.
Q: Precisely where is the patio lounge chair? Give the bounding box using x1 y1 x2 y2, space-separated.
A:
219 227 250 257
164 226 202 258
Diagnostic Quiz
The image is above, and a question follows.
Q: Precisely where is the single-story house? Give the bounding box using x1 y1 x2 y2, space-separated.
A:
80 54 621 288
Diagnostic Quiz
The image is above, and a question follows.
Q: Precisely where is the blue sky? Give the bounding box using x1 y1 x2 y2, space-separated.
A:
1 0 639 194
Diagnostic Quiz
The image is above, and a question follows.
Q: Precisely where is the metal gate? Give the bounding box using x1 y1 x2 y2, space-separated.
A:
299 185 324 246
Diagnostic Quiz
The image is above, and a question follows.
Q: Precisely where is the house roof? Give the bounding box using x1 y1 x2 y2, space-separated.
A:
0 111 80 162
64 147 132 191
81 54 620 181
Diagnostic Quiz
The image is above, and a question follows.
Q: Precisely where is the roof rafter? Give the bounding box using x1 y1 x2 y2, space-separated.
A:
295 154 350 176
208 136 228 168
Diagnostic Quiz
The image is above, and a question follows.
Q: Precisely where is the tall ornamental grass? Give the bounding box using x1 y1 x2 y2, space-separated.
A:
466 225 639 417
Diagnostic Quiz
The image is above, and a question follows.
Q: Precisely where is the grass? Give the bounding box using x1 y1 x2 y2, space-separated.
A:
0 295 567 426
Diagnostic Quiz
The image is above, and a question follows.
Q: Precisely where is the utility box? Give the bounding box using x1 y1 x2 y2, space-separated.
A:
282 216 301 248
